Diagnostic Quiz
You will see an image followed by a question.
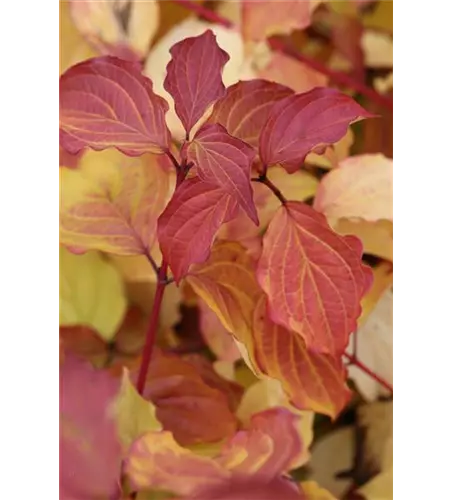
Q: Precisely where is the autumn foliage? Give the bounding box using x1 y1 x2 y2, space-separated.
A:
60 1 393 499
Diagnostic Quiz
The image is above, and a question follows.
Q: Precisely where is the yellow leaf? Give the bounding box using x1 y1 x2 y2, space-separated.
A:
362 1 393 33
357 401 393 500
306 129 355 169
112 370 161 450
69 0 160 59
333 218 393 261
60 150 172 256
59 247 127 341
60 1 96 74
187 241 263 349
262 167 319 224
359 469 393 500
362 31 393 68
301 481 338 499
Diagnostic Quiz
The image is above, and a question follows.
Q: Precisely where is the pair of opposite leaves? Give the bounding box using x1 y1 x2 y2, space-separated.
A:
59 29 373 358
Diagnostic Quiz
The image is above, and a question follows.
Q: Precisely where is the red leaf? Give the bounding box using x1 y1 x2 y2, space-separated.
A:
259 87 373 173
257 202 372 354
164 30 229 137
60 353 122 500
60 56 171 156
186 124 258 224
158 177 239 282
142 351 239 446
209 80 293 149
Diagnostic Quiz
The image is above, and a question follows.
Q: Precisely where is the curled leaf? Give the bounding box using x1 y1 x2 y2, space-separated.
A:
126 431 229 495
60 56 171 156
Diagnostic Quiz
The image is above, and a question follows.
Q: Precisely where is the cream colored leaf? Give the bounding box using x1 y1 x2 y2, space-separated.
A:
69 0 160 59
347 287 393 401
314 154 393 223
362 31 393 68
59 247 127 341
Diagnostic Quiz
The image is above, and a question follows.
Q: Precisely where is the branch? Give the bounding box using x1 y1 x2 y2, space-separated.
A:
171 0 393 112
344 352 393 394
252 175 287 205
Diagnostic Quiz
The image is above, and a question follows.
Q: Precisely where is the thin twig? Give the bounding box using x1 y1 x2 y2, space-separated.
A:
145 253 160 277
136 262 169 395
252 175 287 205
165 148 180 172
344 352 393 394
171 0 393 112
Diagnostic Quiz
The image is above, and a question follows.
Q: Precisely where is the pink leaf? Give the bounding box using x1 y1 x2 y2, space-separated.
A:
186 124 258 224
164 30 230 137
158 177 239 282
60 353 122 500
60 56 170 156
259 87 373 173
209 80 293 149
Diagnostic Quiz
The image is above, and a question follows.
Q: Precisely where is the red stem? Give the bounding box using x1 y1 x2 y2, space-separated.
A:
344 352 393 394
171 0 393 112
135 262 169 395
135 160 190 395
251 175 287 204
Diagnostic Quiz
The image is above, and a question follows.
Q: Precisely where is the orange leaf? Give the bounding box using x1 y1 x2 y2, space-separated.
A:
198 299 242 363
60 150 171 255
257 202 372 354
188 242 349 416
242 0 320 41
69 0 160 60
60 56 170 156
125 431 229 495
187 242 264 345
253 297 351 417
314 154 393 222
